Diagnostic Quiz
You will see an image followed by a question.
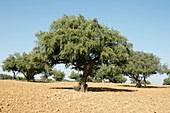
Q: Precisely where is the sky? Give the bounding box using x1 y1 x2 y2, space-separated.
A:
0 0 170 85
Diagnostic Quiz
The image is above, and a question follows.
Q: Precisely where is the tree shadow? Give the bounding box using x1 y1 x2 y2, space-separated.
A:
117 85 170 88
50 87 137 92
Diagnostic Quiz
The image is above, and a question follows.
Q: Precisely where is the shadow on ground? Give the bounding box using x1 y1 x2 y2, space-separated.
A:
50 87 137 92
117 85 170 88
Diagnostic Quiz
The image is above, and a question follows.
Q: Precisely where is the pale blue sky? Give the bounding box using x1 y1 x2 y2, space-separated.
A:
0 0 170 84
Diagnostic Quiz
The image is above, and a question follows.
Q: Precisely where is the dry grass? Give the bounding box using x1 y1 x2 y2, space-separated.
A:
0 80 170 113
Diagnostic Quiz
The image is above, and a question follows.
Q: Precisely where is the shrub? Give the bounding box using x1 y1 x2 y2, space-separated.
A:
0 74 13 80
163 77 170 85
130 78 151 84
109 74 127 83
52 70 65 81
16 76 26 80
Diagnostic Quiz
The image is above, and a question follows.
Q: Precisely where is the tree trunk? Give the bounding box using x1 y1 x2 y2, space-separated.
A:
26 72 30 82
135 77 142 88
44 74 48 82
102 77 105 83
143 74 146 87
80 63 88 92
136 80 142 88
13 72 16 80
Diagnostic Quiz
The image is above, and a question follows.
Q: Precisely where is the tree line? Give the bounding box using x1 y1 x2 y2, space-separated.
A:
1 14 170 92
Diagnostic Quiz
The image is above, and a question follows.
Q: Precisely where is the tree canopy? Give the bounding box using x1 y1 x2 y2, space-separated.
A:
35 14 132 91
15 52 43 81
52 70 65 81
124 51 164 87
2 53 19 79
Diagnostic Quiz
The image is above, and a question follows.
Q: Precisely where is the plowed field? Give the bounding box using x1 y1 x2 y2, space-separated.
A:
0 80 170 113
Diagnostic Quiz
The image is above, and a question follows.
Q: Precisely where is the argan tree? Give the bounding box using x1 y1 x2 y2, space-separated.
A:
16 52 43 81
2 53 19 79
124 51 144 87
69 71 81 81
124 51 164 87
139 52 162 87
52 70 65 81
35 14 132 91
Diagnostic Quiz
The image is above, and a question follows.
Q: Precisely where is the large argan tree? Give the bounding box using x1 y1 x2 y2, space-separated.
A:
35 14 132 92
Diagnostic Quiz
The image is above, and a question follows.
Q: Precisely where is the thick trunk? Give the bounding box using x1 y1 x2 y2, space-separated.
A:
136 80 142 88
143 73 147 87
13 72 16 80
44 74 48 82
26 72 30 82
80 63 88 92
144 75 146 88
135 76 142 88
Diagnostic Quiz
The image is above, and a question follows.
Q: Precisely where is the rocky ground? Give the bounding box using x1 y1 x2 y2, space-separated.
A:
0 80 170 113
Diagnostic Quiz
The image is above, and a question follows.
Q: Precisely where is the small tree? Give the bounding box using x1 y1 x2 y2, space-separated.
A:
52 70 65 81
2 53 19 79
124 51 144 88
139 52 162 87
96 65 112 83
163 77 170 85
16 52 43 82
0 74 13 80
69 71 81 81
109 74 127 83
130 78 151 84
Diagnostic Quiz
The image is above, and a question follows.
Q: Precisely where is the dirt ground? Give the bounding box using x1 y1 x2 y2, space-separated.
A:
0 80 170 113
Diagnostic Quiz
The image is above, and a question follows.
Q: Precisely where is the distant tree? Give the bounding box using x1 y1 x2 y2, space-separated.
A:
16 52 43 82
87 76 93 82
96 64 126 83
35 14 132 92
130 78 151 84
163 77 170 85
33 46 53 82
52 70 65 81
139 52 162 87
124 51 163 87
16 76 26 80
109 74 127 83
0 74 13 80
96 65 112 83
69 71 81 81
2 53 19 79
124 51 144 88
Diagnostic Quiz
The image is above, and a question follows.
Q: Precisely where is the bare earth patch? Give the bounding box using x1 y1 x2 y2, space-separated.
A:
0 80 170 113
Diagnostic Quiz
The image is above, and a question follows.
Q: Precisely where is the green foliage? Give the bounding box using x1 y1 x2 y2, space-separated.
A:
52 70 65 81
40 76 52 81
124 51 161 87
96 65 112 81
130 78 151 84
163 77 170 85
16 52 43 81
93 77 102 83
2 53 19 79
35 14 132 91
87 76 93 82
16 76 26 80
69 71 81 81
109 74 127 83
0 74 13 80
